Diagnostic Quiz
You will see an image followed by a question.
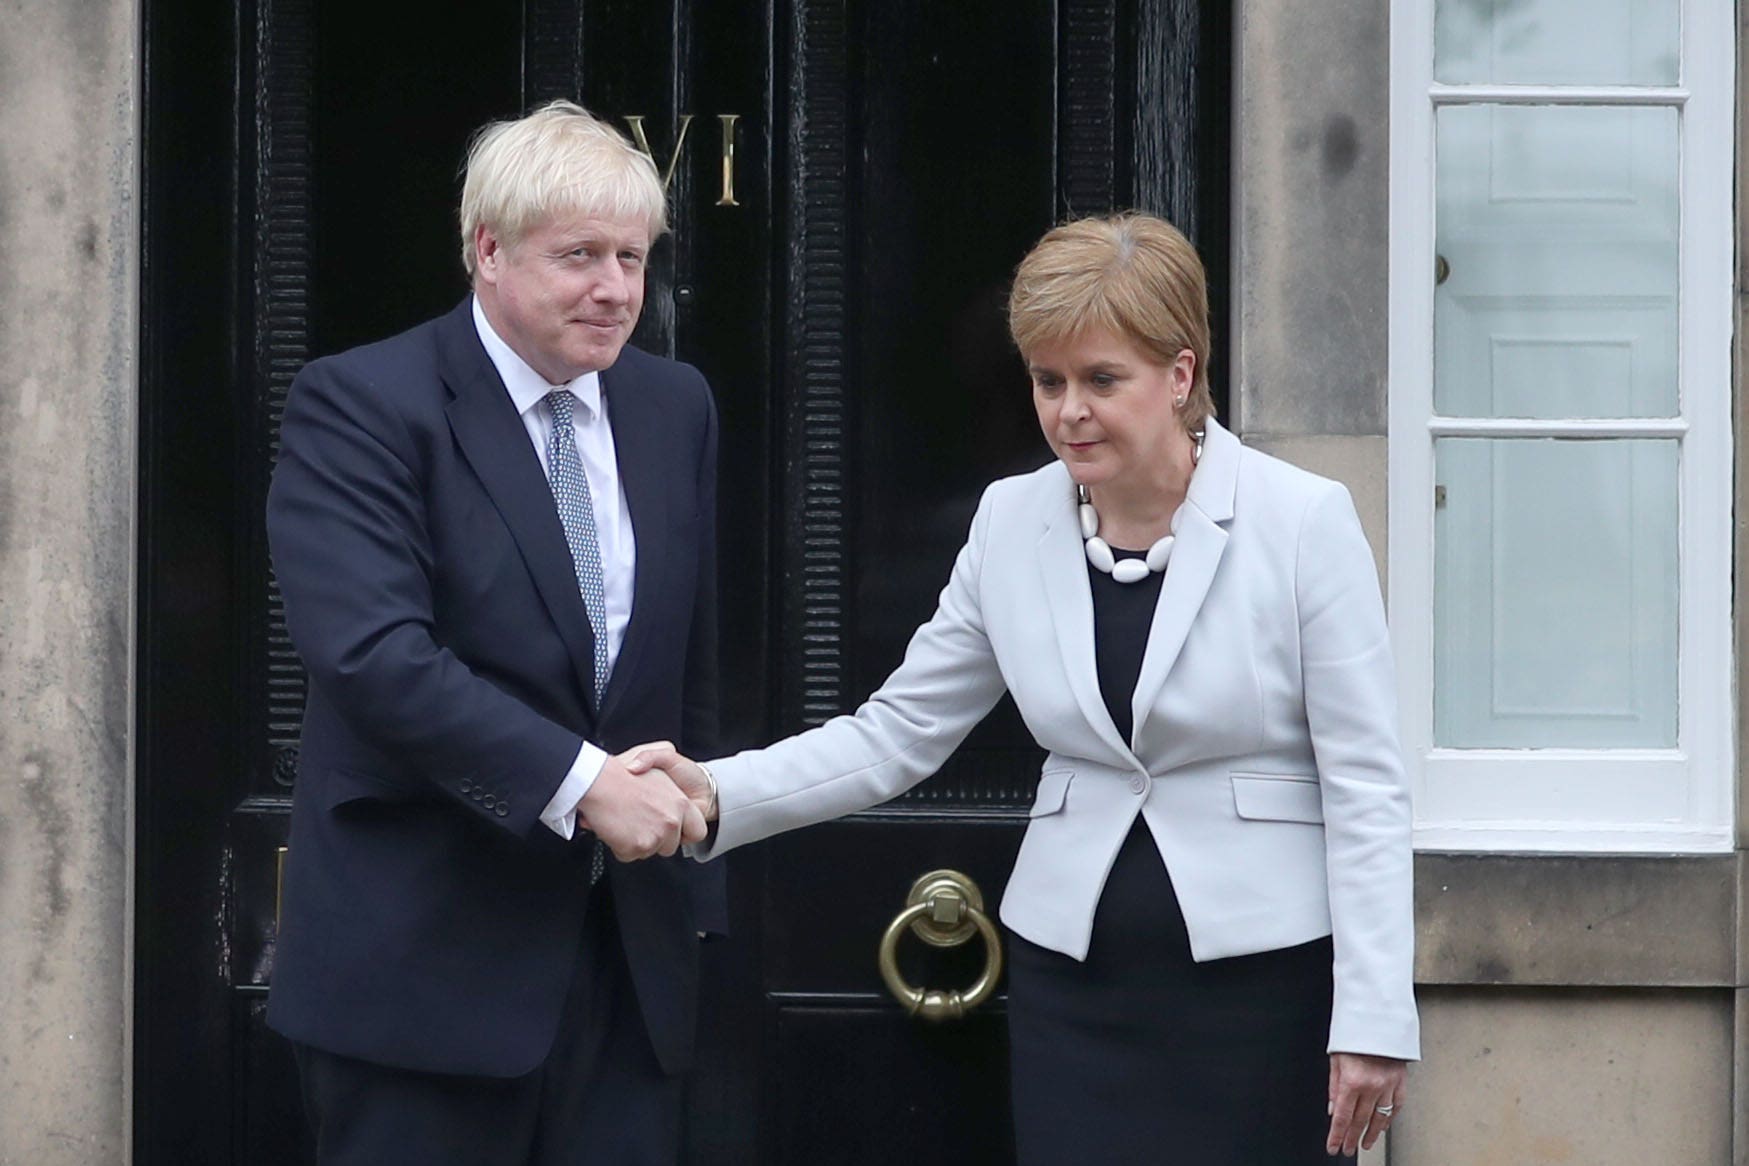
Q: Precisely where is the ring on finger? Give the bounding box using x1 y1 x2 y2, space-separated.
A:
1373 1104 1395 1117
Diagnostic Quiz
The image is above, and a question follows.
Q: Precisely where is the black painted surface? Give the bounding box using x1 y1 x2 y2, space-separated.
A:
136 0 244 1160
309 0 521 355
137 2 1229 1162
850 0 1056 785
774 1006 1015 1165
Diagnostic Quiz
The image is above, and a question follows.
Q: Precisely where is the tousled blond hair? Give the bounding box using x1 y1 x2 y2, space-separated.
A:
1008 212 1215 430
459 100 667 277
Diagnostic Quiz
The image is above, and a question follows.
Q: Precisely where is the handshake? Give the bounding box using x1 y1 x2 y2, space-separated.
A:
574 742 717 862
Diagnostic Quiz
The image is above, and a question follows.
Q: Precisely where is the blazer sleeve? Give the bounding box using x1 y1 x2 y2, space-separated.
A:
692 486 1011 858
267 358 584 838
1296 483 1420 1061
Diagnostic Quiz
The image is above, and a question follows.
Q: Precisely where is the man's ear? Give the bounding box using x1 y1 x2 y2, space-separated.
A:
474 224 503 283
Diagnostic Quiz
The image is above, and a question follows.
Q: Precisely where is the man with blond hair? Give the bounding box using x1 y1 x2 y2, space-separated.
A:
266 100 724 1164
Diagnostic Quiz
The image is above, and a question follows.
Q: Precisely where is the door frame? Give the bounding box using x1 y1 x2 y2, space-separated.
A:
133 1 1230 1159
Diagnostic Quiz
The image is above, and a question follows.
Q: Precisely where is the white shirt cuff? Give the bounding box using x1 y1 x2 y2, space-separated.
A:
539 742 609 839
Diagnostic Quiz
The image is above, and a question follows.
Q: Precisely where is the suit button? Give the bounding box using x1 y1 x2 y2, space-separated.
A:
459 778 474 794
470 788 483 801
482 794 497 810
1130 775 1148 794
495 804 510 818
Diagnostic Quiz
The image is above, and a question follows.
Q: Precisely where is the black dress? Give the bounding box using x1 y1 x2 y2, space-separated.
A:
1004 551 1348 1166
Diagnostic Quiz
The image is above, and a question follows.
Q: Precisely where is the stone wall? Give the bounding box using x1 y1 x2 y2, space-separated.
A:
0 3 138 1163
1233 0 1391 576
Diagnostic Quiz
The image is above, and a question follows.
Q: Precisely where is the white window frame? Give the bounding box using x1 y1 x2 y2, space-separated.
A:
1387 0 1735 852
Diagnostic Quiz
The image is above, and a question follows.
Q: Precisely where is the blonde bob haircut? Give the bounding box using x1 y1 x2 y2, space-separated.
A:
1008 212 1216 430
459 100 667 277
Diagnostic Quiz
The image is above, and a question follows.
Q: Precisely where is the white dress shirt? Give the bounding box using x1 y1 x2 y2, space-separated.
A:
471 296 636 838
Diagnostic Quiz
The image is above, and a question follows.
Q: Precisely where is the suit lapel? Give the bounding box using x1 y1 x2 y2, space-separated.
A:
596 359 668 721
437 303 601 716
1037 479 1142 765
1129 419 1240 741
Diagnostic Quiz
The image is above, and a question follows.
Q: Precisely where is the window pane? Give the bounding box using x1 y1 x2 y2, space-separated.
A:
1435 0 1679 85
1434 105 1678 418
1433 438 1677 749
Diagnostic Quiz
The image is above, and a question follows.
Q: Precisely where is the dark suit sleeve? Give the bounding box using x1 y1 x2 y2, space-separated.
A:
679 372 728 935
267 358 582 837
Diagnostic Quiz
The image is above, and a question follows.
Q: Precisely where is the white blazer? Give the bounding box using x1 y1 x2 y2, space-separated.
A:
697 419 1419 1061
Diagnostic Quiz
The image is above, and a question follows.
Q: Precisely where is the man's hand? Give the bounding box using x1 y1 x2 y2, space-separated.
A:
624 741 716 822
575 748 708 861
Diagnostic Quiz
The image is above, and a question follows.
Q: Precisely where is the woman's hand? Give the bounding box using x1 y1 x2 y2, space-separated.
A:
1327 1052 1407 1156
624 742 717 822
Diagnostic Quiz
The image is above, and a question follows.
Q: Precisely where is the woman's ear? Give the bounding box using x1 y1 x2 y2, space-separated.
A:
1173 348 1197 401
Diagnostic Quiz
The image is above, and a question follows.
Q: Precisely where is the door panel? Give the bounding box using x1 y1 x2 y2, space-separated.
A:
852 0 1058 708
136 1 1229 1161
756 8 1046 1157
760 823 1022 992
773 1008 1013 1162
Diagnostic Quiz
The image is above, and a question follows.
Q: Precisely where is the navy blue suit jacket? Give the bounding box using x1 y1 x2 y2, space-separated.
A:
265 298 724 1078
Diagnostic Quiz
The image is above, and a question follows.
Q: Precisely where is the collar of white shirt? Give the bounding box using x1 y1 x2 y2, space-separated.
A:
470 294 603 422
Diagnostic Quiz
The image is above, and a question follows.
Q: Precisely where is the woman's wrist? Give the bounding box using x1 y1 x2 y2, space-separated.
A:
697 761 720 821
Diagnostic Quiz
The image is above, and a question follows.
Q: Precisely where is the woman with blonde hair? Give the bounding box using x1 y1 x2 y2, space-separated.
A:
636 212 1417 1164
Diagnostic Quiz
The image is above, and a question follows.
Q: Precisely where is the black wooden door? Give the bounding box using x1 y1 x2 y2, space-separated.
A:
136 2 1227 1162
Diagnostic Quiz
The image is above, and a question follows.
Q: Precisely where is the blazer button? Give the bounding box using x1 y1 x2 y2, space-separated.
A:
1130 774 1148 794
482 794 497 810
494 804 510 818
459 778 474 794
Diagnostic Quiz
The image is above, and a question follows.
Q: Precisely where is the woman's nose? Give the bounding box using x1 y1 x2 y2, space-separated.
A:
1063 385 1091 421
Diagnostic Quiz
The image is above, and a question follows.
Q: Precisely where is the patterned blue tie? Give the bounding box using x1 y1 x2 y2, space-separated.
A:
545 390 612 884
544 390 611 700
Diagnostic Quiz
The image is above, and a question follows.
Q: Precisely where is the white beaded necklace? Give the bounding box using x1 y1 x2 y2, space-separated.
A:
1078 428 1204 584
